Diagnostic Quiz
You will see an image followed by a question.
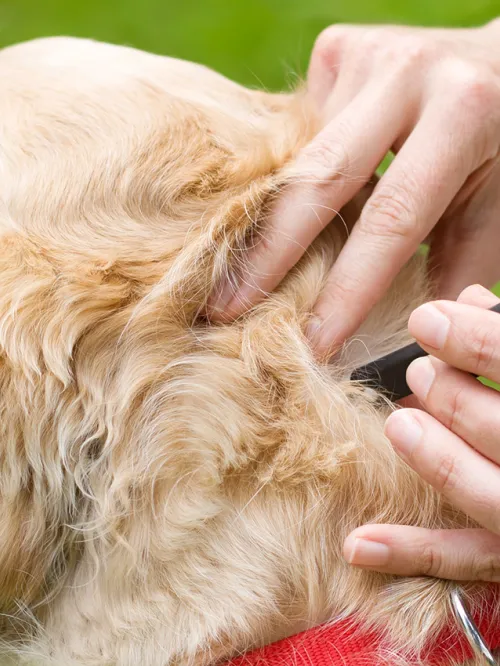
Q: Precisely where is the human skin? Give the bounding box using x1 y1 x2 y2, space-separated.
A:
344 284 500 582
208 21 500 358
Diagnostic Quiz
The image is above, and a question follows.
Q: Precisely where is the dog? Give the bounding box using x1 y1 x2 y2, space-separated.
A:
0 36 494 666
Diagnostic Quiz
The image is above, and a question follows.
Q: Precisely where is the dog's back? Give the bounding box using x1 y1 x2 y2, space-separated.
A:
0 36 486 666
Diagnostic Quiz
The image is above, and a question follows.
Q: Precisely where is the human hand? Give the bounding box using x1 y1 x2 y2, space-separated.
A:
209 21 500 357
343 284 500 582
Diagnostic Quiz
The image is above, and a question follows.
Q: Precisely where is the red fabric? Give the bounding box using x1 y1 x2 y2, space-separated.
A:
227 598 500 666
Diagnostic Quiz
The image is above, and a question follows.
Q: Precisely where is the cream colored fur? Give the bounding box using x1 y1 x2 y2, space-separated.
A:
0 36 495 666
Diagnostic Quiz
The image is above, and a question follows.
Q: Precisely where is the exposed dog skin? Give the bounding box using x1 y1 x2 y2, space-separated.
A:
0 36 495 666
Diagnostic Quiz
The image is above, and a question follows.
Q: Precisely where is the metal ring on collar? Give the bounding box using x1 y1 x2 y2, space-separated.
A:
451 588 498 665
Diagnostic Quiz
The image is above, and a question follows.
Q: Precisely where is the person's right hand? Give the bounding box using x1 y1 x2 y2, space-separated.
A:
343 285 500 582
209 21 500 357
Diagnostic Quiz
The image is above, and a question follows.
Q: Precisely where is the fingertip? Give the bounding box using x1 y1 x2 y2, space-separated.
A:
206 280 266 324
206 278 239 322
407 303 450 350
384 407 420 434
406 356 436 402
342 532 357 564
384 409 424 460
305 315 342 360
305 316 323 344
205 298 237 324
307 298 357 359
342 533 392 568
457 284 500 308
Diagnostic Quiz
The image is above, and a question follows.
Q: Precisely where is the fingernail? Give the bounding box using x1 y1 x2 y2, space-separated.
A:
384 410 423 460
344 536 391 567
406 356 435 401
409 304 450 350
209 277 239 317
305 316 323 343
306 317 344 359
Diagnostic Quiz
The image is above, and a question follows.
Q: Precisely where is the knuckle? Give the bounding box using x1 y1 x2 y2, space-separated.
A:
441 61 500 162
359 27 395 53
445 385 467 433
358 30 433 71
420 541 443 577
385 36 433 72
316 276 359 316
471 553 500 582
432 454 458 493
467 324 496 376
252 229 278 262
312 25 349 67
446 60 500 114
360 185 417 240
300 133 351 181
401 35 433 60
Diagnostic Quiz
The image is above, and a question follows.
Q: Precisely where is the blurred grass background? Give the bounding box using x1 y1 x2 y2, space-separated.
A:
1 0 499 91
0 0 499 297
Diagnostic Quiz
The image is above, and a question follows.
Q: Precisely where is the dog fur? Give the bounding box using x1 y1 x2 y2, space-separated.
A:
0 36 495 666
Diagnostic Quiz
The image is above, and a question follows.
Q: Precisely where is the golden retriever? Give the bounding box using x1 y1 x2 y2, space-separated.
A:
0 36 495 666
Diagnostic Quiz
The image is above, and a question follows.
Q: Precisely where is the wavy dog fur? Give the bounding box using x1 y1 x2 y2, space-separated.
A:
0 36 495 666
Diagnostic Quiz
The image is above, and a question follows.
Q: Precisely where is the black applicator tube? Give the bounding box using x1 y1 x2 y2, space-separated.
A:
350 302 500 401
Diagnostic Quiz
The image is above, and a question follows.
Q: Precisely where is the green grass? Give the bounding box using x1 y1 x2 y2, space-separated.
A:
1 0 499 90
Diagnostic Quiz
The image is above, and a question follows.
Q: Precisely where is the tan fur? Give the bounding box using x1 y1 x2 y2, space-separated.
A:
0 37 495 666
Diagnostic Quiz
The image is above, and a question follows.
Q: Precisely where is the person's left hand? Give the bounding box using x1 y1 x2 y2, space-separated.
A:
343 283 500 582
207 22 500 357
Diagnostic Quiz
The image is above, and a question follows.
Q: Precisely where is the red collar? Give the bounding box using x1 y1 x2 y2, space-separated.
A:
226 596 500 665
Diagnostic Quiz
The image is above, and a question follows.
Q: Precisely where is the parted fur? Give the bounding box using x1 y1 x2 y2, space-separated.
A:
0 36 495 666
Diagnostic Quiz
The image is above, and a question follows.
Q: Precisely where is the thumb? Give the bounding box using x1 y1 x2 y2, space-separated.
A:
343 525 500 581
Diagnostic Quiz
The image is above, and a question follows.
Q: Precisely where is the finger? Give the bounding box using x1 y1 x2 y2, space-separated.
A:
310 99 482 356
408 298 500 383
457 283 500 309
308 26 375 120
429 161 500 299
307 26 348 110
397 394 425 410
384 408 500 535
343 525 500 581
207 76 414 322
406 355 500 465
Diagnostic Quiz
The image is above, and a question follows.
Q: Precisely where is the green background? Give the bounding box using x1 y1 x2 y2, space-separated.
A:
1 0 499 297
1 0 499 91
